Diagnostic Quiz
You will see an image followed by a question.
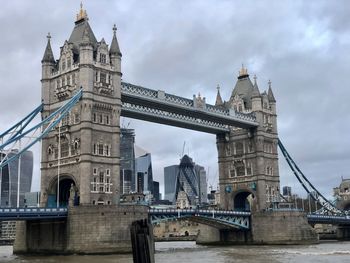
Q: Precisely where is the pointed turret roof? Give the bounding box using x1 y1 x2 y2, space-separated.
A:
230 66 255 108
68 4 97 51
42 33 55 63
252 75 261 98
215 84 223 106
267 80 276 102
110 24 122 56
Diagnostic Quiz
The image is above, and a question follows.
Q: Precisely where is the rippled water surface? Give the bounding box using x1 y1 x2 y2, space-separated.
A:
1 241 350 262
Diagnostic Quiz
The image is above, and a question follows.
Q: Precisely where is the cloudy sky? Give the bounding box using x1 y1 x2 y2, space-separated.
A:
1 0 350 199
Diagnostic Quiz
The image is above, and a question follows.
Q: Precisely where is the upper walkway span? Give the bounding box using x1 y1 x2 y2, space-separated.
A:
120 82 259 134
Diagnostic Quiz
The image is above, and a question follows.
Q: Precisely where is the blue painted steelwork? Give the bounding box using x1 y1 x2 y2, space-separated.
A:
148 208 250 229
0 104 43 142
307 214 350 225
278 139 346 216
0 89 82 169
0 207 67 221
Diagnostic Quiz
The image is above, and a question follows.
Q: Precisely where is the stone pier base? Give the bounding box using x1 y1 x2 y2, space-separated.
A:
14 205 149 254
196 224 221 244
336 225 350 240
251 210 318 244
196 210 318 245
196 224 251 245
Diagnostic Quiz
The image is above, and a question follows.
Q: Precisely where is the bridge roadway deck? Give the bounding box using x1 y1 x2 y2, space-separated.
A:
120 82 258 134
307 214 350 224
1 207 349 226
0 207 67 220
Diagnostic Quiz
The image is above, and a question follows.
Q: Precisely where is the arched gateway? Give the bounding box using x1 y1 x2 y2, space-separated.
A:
47 175 78 207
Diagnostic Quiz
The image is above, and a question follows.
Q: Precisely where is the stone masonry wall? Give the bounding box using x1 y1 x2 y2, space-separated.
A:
14 205 149 254
66 205 148 254
251 211 318 244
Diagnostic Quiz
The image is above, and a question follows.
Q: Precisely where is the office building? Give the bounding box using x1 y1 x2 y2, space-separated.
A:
120 128 135 193
164 155 207 205
164 165 179 202
153 181 160 202
135 151 153 194
0 150 33 207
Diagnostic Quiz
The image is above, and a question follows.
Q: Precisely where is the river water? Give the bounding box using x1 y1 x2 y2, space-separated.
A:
0 241 349 262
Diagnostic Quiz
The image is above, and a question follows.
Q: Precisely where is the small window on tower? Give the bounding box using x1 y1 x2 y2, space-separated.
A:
62 61 66 71
67 58 71 68
100 73 106 84
99 172 104 183
100 53 106 64
98 144 104 155
74 113 80 124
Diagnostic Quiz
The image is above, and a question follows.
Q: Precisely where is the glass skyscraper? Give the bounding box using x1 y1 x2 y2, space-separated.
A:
0 150 33 207
120 128 136 193
164 155 207 205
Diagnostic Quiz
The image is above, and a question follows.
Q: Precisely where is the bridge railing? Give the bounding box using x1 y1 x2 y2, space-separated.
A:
148 208 251 216
0 207 68 221
0 207 67 213
121 82 257 124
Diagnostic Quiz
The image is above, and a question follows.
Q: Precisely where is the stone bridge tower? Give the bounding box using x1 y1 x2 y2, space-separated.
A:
216 67 280 211
40 6 122 206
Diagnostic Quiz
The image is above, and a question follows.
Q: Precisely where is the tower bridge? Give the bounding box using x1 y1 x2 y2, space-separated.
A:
0 4 349 254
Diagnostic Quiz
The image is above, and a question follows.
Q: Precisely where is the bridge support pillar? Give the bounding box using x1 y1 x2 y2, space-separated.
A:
14 205 149 254
336 225 350 240
196 224 221 244
251 211 318 244
13 221 27 253
196 224 251 245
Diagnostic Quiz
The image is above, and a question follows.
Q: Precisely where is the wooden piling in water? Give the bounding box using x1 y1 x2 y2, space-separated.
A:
130 219 155 263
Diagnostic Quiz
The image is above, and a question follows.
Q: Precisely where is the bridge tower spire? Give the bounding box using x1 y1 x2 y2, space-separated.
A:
41 33 55 103
217 68 280 211
215 84 223 106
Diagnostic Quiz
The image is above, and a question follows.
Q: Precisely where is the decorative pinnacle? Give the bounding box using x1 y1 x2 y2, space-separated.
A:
47 32 51 41
239 63 248 77
76 1 88 21
113 24 117 35
268 79 272 88
253 74 257 85
217 84 220 91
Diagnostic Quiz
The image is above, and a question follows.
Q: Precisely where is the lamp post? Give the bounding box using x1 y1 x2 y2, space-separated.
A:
16 137 22 208
57 120 61 208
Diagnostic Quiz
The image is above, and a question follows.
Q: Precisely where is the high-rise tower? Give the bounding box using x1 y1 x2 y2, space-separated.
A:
217 66 279 211
40 5 122 206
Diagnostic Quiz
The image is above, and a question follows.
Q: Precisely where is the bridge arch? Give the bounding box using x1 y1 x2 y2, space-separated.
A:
233 190 255 212
47 174 79 207
342 202 350 211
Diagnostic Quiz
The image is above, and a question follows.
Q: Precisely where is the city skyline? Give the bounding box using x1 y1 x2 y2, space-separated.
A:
1 1 350 198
